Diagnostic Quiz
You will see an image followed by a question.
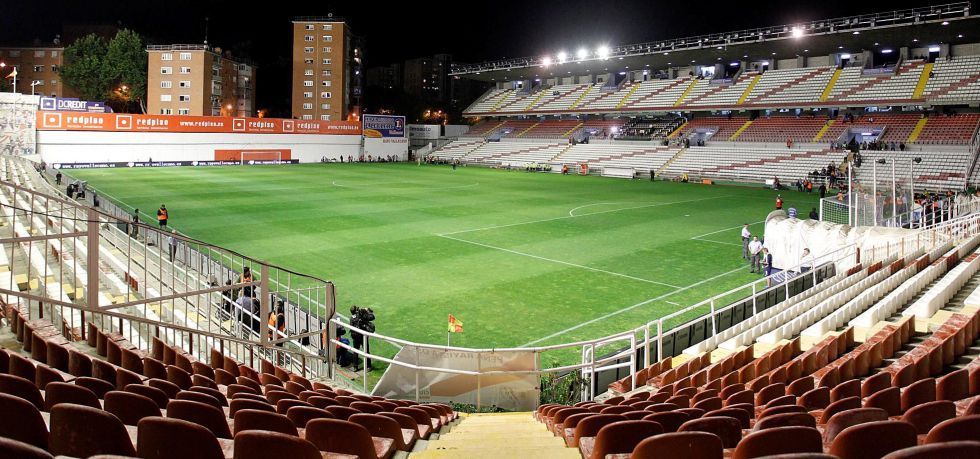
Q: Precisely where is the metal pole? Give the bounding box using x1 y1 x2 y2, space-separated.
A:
910 160 915 229
872 161 878 226
86 209 100 314
848 163 853 226
891 161 897 226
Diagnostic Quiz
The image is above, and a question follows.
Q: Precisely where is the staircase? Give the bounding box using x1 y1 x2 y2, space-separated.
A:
737 74 763 105
728 120 754 141
820 69 843 102
656 148 688 175
746 68 827 104
912 63 934 99
569 86 595 109
907 118 929 143
409 413 577 459
673 80 700 106
625 78 690 108
616 84 642 109
813 120 837 141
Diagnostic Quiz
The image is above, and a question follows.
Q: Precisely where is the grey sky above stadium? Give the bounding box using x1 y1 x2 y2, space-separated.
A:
0 0 955 109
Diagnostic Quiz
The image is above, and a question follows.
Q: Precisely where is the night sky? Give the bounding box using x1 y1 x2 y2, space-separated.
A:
0 0 957 113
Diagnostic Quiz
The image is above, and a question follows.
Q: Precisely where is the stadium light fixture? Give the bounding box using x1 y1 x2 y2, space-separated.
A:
541 56 552 67
841 53 852 59
576 48 589 60
942 21 950 25
557 51 568 63
791 26 804 38
881 49 893 54
928 45 941 52
597 45 610 59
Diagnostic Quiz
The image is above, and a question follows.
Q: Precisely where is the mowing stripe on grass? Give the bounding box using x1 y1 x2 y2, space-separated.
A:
438 234 683 289
438 195 734 237
519 264 749 347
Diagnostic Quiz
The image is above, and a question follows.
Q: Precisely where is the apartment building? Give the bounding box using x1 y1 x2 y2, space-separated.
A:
0 46 70 97
146 44 256 117
291 16 363 121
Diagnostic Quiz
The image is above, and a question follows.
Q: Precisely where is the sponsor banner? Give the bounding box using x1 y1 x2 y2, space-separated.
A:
39 97 111 113
36 111 362 135
52 159 300 169
408 124 440 140
362 114 406 138
372 345 539 411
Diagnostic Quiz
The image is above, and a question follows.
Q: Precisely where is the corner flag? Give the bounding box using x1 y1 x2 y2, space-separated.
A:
448 314 463 333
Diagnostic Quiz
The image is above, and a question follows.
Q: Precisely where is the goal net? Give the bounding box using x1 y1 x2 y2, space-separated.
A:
241 151 283 165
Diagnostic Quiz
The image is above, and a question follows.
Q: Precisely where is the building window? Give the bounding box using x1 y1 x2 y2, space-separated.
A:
303 91 313 98
322 24 333 31
322 47 332 53
34 50 44 57
160 81 173 88
321 91 332 99
305 24 314 30
304 69 313 76
321 80 331 87
179 52 192 60
304 80 314 87
8 50 19 57
160 94 172 102
179 81 191 88
180 67 191 74
161 53 173 61
320 103 331 110
320 114 330 121
304 58 314 64
161 67 173 74
51 65 58 72
322 59 331 65
50 51 58 58
179 95 190 101
33 79 44 86
302 115 313 120
304 35 314 42
303 103 313 110
33 65 43 72
160 108 173 115
178 108 190 115
304 47 314 54
322 35 333 42
322 70 332 76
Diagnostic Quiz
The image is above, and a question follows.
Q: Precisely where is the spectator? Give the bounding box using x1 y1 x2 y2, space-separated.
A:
809 207 819 219
775 195 784 210
167 229 178 263
748 237 763 273
761 248 774 277
800 248 814 273
236 287 258 336
130 209 140 239
741 224 751 260
819 183 827 199
55 171 62 185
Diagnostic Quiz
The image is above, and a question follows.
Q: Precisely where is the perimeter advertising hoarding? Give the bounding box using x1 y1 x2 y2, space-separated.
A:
362 114 406 138
51 159 300 169
408 124 440 140
36 111 362 136
39 97 111 113
372 346 539 411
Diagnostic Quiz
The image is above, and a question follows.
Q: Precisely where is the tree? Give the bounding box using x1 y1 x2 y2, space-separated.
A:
58 34 111 102
105 29 147 113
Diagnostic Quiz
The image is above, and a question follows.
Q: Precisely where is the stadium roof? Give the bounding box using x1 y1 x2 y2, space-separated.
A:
453 2 978 82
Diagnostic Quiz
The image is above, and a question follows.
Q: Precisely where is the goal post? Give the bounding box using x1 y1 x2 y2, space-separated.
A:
241 150 283 165
819 197 851 225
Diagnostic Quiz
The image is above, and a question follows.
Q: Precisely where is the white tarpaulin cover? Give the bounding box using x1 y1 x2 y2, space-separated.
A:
372 346 539 411
764 210 917 272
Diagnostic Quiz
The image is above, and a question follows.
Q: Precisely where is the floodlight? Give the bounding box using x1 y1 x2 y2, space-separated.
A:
881 49 893 54
541 56 552 67
576 48 589 60
597 45 610 59
791 27 804 38
928 45 941 52
557 51 568 63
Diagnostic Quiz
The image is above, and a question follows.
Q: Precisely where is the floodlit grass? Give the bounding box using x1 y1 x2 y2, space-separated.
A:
68 163 821 361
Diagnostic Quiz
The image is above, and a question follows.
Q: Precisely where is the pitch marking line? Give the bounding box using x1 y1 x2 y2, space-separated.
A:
332 180 479 190
690 220 766 247
520 264 750 347
438 234 683 289
438 195 734 237
568 202 619 217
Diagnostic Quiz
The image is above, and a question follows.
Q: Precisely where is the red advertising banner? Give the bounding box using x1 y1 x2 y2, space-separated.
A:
36 112 362 136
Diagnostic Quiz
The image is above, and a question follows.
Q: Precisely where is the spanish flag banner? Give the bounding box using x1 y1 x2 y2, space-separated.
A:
448 314 463 333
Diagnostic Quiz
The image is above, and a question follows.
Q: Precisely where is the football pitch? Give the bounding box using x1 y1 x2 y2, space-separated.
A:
66 163 821 359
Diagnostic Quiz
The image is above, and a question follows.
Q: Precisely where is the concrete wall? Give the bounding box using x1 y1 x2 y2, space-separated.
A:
37 131 361 164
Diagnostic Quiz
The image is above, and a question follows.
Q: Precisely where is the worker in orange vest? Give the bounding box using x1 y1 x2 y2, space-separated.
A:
776 195 784 210
268 301 285 346
157 204 169 228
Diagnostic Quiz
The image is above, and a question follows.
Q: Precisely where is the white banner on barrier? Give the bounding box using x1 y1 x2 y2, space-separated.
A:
372 345 539 411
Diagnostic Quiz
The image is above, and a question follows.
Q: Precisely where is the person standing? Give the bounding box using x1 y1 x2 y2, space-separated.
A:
775 195 784 210
55 171 62 185
748 237 763 273
761 247 774 277
130 209 140 239
809 207 819 220
157 204 169 228
167 229 178 263
741 224 751 260
819 183 827 199
800 248 814 273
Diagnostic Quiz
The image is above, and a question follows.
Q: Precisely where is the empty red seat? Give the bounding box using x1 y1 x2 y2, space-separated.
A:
586 420 663 459
631 431 723 459
936 369 969 402
753 412 816 431
820 396 862 423
862 372 892 398
824 407 890 442
306 418 394 459
230 398 275 418
49 403 137 457
760 404 807 419
733 426 823 459
350 413 416 452
104 390 162 426
866 386 902 416
0 392 49 450
233 409 298 436
137 416 224 459
799 386 830 410
124 383 170 409
881 441 980 459
189 386 228 407
679 416 742 448
704 408 751 429
148 378 181 399
901 378 937 413
166 399 233 439
0 373 45 410
232 430 322 459
0 437 53 459
829 420 918 459
902 400 955 434
924 415 980 443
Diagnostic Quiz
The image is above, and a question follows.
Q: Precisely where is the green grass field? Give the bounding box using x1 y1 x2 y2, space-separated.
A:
67 163 821 360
